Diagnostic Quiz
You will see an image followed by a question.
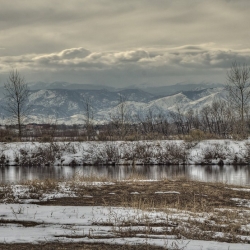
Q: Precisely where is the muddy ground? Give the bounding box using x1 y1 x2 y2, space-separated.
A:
37 179 250 211
1 178 250 249
0 243 166 250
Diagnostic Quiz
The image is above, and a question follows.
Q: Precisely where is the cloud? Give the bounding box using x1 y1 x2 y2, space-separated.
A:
1 46 250 73
1 1 250 86
34 48 91 64
1 0 250 57
1 44 250 89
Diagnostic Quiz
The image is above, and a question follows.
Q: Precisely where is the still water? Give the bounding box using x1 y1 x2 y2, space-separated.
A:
0 165 250 185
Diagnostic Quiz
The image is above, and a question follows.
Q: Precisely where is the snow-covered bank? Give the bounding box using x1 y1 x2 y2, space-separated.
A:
0 140 250 166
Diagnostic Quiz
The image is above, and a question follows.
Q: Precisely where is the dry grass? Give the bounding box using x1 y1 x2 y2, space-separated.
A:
1 177 250 244
0 243 168 250
69 172 114 183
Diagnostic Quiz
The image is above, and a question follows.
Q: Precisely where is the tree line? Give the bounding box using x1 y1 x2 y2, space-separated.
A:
1 61 250 141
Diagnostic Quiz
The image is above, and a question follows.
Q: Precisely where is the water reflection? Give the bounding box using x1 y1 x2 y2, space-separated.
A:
0 165 249 185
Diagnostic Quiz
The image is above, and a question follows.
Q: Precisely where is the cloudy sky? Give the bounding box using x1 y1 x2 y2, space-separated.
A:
1 0 250 87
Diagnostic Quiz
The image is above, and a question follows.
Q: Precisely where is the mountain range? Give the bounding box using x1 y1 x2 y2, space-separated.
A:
0 82 226 124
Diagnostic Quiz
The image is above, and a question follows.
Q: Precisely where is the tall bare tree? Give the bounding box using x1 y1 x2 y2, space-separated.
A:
82 96 95 140
110 94 130 139
200 99 233 137
226 61 250 134
4 70 30 140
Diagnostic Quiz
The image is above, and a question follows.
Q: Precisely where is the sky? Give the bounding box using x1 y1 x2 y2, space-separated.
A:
1 0 250 88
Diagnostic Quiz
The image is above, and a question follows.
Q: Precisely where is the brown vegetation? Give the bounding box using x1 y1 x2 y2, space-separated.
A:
1 177 250 247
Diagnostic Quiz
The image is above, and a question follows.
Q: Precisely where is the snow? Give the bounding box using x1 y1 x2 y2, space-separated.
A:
0 203 248 249
229 188 250 192
155 191 180 194
0 204 169 243
1 172 250 249
1 139 250 167
8 182 77 203
148 93 191 110
231 198 250 208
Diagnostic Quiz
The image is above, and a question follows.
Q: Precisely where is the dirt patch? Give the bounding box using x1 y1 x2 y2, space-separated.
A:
0 219 41 227
36 179 250 212
0 243 166 250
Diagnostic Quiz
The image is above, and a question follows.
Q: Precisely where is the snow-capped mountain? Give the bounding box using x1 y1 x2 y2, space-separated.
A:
128 82 224 96
0 83 226 124
100 88 225 122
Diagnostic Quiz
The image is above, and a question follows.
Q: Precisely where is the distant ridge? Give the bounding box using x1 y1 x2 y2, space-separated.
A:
0 81 226 124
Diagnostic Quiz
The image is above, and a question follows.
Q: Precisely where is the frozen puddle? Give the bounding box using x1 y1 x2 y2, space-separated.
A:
0 204 248 249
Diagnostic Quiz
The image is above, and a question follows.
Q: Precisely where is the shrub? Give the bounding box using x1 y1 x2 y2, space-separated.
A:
201 143 229 164
0 153 9 165
19 143 62 166
132 143 156 164
160 143 188 165
85 143 121 165
241 143 250 164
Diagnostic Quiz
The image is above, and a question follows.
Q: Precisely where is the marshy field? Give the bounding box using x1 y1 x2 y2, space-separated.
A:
0 174 249 249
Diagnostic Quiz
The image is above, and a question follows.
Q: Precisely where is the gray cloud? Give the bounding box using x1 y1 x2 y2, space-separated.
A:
30 46 250 69
1 1 250 86
1 45 250 87
1 0 250 54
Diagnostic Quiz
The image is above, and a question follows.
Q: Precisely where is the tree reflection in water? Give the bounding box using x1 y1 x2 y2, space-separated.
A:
0 165 249 185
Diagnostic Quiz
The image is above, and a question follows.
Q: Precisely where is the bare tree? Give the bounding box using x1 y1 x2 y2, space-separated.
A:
4 70 30 140
226 61 250 133
200 99 234 137
136 108 155 136
109 94 130 139
82 96 95 140
155 112 170 137
169 106 188 135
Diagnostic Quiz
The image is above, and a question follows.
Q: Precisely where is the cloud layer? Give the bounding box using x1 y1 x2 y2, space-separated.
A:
1 0 250 86
1 45 250 86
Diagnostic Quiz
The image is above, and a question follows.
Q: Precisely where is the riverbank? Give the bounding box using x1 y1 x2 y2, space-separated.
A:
1 140 250 166
0 177 249 249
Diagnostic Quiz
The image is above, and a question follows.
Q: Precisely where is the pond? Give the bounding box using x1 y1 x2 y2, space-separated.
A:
0 165 250 185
